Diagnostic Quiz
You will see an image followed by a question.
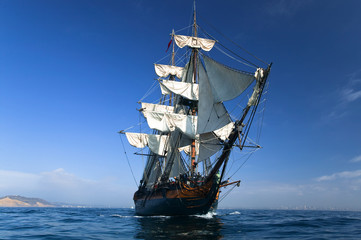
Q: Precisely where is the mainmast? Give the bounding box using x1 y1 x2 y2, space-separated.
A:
190 3 197 175
171 29 175 66
169 29 175 106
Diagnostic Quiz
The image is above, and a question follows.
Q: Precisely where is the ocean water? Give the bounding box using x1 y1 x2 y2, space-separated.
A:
0 208 360 239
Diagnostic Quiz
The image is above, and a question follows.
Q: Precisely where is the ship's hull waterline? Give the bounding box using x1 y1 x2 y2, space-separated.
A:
134 179 219 216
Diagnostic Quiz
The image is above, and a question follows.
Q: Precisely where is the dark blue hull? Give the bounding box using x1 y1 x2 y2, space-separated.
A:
134 181 219 216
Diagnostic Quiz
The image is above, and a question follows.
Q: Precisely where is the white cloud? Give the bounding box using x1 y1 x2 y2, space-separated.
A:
341 88 361 103
0 168 134 207
316 169 361 181
350 155 361 163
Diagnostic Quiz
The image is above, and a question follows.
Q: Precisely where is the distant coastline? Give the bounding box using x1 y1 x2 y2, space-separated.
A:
0 195 55 207
0 195 92 208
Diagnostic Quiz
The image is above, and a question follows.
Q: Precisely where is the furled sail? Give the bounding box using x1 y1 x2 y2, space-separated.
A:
248 68 265 106
125 132 169 156
154 64 184 79
174 35 216 51
141 102 174 113
142 111 198 138
159 80 199 101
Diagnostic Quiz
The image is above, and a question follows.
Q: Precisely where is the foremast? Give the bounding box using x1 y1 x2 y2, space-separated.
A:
205 63 272 184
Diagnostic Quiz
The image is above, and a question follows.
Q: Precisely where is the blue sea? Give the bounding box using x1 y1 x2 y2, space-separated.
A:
0 208 360 239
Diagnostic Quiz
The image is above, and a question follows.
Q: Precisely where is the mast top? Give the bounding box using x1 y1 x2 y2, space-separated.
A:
193 0 197 37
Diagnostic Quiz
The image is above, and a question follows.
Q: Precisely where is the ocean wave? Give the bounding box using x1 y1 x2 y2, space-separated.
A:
229 211 241 215
194 211 217 219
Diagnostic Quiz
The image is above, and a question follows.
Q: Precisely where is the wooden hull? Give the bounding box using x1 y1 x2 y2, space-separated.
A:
134 180 219 216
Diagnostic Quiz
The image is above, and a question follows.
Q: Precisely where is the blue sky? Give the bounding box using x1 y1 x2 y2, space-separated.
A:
1 0 361 209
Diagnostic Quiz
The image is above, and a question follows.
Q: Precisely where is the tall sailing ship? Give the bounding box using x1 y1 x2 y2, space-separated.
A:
120 6 271 216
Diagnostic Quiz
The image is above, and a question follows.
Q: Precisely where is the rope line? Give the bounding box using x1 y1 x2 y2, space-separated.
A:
198 14 269 67
120 134 138 187
198 25 259 69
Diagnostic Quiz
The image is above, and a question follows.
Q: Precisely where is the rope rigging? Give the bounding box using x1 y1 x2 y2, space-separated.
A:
119 134 138 187
197 14 270 67
218 181 239 203
198 25 259 69
125 10 270 190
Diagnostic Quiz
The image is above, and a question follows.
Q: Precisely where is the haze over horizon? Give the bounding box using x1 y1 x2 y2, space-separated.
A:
1 0 361 210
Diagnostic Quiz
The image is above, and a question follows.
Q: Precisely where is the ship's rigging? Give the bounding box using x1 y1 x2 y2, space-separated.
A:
119 4 271 215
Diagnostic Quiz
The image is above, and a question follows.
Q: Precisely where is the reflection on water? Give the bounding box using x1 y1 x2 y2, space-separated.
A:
1 208 360 239
134 213 223 239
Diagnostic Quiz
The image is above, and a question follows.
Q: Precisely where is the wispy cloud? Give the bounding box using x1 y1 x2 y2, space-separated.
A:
265 0 311 17
316 169 361 181
324 69 361 121
341 88 361 103
350 155 361 163
340 71 361 103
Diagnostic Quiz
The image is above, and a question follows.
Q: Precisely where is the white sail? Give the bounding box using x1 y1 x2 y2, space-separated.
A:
142 111 198 138
165 113 197 138
178 133 222 163
178 123 234 163
197 123 235 161
174 35 216 51
141 102 174 113
126 132 149 148
154 64 184 79
197 60 231 134
197 132 222 162
213 122 235 141
125 132 169 156
202 55 255 102
142 111 170 132
159 80 199 101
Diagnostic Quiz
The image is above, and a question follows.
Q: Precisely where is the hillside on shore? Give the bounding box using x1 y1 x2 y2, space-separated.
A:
0 195 55 207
